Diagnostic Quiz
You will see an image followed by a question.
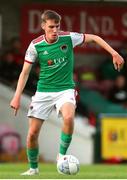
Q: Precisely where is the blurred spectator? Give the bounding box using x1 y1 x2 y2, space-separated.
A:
97 56 125 97
9 37 24 65
108 75 127 108
0 42 39 92
0 51 21 86
118 41 127 77
99 57 122 80
119 41 127 60
75 65 101 91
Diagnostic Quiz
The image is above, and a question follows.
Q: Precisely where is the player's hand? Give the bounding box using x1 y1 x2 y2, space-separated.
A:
10 97 20 116
112 52 124 72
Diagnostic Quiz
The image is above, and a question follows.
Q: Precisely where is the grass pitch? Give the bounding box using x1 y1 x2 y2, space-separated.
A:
0 163 127 179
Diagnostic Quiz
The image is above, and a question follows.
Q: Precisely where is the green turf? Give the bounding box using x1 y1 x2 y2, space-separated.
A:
0 163 127 179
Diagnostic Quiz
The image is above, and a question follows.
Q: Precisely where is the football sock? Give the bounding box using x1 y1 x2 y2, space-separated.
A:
27 148 39 169
59 131 72 155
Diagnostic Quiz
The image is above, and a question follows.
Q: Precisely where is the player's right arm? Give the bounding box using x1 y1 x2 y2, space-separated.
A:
10 62 32 116
10 41 37 116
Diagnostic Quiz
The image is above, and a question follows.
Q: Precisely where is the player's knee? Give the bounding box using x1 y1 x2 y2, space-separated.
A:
27 130 38 143
63 114 74 125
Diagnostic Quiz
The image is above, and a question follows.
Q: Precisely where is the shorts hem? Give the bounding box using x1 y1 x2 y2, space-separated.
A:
57 100 76 115
27 114 48 121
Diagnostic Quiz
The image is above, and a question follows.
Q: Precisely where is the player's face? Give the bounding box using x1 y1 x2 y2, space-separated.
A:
42 19 60 43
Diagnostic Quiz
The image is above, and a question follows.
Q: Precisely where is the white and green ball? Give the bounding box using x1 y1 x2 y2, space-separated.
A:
57 155 80 175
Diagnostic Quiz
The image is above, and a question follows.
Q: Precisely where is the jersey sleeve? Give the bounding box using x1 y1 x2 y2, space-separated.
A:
70 32 84 48
24 41 37 63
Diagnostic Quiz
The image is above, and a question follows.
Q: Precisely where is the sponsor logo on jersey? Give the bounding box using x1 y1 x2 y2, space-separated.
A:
47 60 54 66
47 56 67 66
60 44 68 52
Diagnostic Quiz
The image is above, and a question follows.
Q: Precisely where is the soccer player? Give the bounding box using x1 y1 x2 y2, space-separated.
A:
10 10 124 175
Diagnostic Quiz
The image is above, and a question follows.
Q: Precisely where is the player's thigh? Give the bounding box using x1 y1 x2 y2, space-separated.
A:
55 89 76 117
60 102 75 120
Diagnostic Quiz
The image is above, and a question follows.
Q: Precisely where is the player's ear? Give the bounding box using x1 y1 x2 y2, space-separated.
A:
41 22 45 30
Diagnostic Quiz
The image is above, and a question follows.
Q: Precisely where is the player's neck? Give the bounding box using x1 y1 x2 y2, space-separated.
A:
44 35 58 44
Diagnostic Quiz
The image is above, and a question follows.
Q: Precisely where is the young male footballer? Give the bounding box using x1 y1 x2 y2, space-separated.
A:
10 10 124 175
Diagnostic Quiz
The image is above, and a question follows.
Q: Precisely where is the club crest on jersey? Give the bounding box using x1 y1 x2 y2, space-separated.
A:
60 44 68 52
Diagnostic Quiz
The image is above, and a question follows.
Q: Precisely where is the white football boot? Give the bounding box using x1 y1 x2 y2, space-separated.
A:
21 168 39 175
57 153 64 162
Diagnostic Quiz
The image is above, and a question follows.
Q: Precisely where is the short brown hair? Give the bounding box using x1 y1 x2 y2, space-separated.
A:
41 10 61 23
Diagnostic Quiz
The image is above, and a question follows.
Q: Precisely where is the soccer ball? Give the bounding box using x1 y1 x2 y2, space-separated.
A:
57 155 80 175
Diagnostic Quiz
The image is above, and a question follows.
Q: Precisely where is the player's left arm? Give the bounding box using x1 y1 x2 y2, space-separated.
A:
84 34 124 71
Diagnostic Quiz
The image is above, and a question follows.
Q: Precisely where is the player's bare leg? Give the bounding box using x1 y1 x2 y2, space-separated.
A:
21 117 44 175
61 103 75 134
58 103 75 160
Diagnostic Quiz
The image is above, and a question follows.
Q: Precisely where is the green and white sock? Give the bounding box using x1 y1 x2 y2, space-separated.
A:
59 131 72 155
27 148 39 169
